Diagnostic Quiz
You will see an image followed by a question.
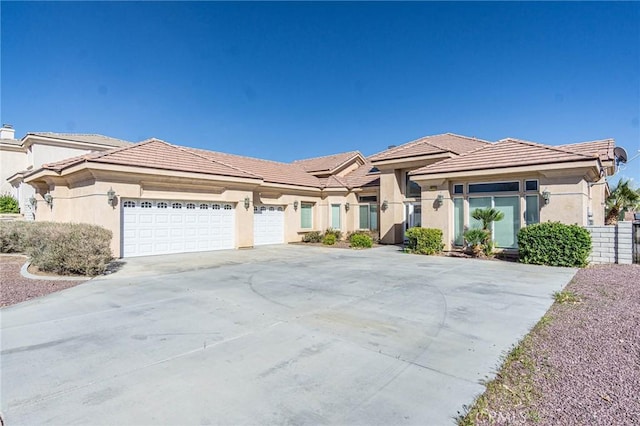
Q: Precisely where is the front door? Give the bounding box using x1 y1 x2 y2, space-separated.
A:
405 203 422 230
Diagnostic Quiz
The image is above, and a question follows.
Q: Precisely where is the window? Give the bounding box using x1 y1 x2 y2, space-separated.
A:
405 173 421 198
212 204 221 210
123 201 135 208
172 202 182 209
199 203 209 209
453 184 464 195
157 202 168 209
260 206 266 212
269 206 275 212
331 204 341 229
277 207 283 212
453 198 464 246
301 203 313 229
186 203 196 209
359 204 378 230
141 201 152 208
468 196 520 248
525 180 539 192
468 181 519 193
223 204 233 210
525 195 539 225
359 195 377 202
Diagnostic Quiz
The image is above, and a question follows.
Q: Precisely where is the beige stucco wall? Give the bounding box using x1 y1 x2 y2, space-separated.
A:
27 167 375 257
413 170 601 250
0 147 27 195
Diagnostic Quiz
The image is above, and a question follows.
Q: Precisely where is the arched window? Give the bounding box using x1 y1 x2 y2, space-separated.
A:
123 201 136 208
141 201 152 208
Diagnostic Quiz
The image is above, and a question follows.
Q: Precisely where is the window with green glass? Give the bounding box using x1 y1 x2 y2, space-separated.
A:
358 204 378 230
301 203 313 229
453 198 464 246
493 196 520 248
525 195 539 225
359 205 370 229
468 197 491 229
331 204 341 229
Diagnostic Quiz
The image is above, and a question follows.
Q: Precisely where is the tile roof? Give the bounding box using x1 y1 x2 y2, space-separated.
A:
187 148 322 188
341 161 380 188
28 132 133 147
293 151 362 173
559 139 615 162
39 139 258 179
411 138 599 176
369 133 490 162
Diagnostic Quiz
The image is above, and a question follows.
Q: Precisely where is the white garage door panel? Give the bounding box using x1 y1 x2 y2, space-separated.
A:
254 205 285 246
122 199 235 257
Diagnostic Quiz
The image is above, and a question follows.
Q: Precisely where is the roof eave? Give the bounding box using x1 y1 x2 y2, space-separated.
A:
411 159 603 181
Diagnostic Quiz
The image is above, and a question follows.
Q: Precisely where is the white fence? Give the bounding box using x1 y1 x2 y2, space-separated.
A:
585 221 633 265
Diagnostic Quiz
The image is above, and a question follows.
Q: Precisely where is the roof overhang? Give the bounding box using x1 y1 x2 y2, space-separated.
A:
370 153 453 170
22 134 130 151
411 159 604 183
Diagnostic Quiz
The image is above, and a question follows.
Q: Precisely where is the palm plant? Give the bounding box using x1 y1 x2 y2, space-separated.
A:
470 207 504 255
605 179 640 225
471 207 504 233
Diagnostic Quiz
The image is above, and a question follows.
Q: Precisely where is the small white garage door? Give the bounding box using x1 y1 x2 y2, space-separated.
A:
253 205 285 246
122 199 235 257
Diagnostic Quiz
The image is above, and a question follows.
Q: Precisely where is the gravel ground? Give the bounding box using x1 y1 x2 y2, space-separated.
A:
0 255 88 308
467 264 640 425
532 264 640 425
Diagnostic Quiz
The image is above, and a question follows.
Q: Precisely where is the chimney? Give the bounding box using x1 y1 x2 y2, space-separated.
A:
0 124 16 140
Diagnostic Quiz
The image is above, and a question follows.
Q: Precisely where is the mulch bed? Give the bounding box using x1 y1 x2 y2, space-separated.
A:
0 255 88 308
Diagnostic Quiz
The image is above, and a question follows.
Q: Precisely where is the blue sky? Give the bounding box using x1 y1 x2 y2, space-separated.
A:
2 1 639 184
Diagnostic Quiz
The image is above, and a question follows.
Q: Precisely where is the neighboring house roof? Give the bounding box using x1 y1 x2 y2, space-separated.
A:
369 133 490 162
26 132 133 148
38 139 258 179
411 138 600 176
559 139 615 162
187 148 322 188
293 151 362 174
0 138 22 147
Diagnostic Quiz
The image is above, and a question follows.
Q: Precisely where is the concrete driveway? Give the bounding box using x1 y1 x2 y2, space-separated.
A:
1 245 576 425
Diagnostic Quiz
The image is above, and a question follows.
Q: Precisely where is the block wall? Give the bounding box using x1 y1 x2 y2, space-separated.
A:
585 221 633 265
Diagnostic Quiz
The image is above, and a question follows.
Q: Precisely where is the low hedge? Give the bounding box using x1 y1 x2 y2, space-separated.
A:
322 234 336 245
517 222 591 267
349 233 373 248
0 221 113 276
405 227 444 255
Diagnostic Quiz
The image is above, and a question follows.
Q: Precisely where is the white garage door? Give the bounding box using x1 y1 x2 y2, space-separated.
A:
122 199 235 257
253 205 285 246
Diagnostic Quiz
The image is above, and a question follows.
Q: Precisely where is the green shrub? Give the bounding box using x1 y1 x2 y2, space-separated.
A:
518 222 591 267
347 229 379 243
405 227 444 255
302 231 322 243
0 221 113 276
322 234 336 245
324 228 343 241
349 233 373 249
0 194 20 213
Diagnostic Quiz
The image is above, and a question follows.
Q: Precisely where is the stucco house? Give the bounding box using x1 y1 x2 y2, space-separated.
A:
7 128 620 258
0 125 131 219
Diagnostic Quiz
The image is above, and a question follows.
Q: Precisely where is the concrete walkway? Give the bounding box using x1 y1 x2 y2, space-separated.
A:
0 245 576 425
